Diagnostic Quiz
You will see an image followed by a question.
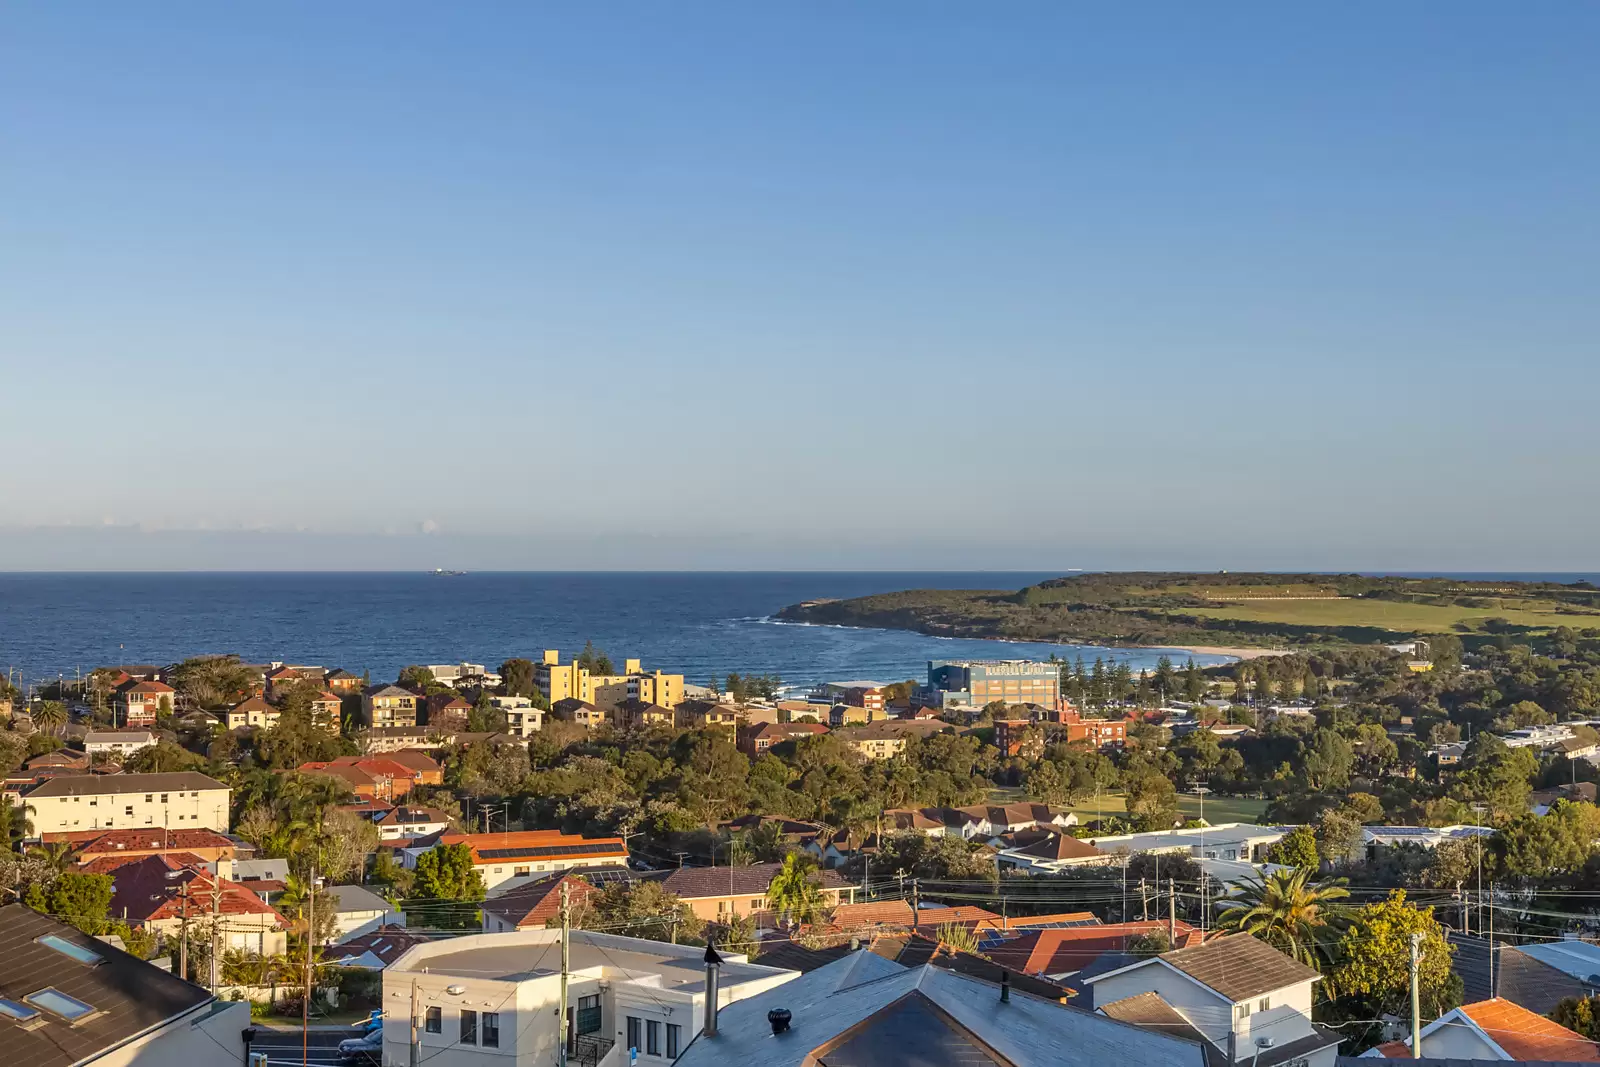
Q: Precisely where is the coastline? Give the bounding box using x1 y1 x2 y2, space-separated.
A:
1153 644 1292 661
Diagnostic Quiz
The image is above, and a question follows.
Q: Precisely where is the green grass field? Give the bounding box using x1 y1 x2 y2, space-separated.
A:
1062 792 1270 826
1167 597 1593 633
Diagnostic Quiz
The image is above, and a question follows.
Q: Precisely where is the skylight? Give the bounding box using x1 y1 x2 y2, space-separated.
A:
37 934 103 966
0 998 40 1024
25 988 97 1021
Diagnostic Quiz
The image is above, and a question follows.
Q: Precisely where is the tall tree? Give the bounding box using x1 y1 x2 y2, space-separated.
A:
499 658 537 698
765 852 826 926
1215 868 1351 969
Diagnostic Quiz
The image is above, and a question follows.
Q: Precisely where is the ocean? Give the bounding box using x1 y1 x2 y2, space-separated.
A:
0 571 1235 693
5 571 1593 695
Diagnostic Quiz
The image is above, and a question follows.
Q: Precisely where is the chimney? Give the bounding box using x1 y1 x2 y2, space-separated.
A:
703 940 724 1038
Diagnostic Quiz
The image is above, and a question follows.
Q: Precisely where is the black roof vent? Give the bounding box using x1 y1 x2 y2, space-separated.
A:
704 939 723 966
768 1008 792 1035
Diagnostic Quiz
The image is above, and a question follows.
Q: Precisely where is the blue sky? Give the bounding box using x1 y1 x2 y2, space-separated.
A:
2 5 1596 570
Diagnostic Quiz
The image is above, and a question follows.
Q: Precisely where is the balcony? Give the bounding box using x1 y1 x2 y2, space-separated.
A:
573 1033 615 1067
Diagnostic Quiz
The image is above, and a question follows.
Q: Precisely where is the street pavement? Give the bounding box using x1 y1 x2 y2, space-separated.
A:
247 1025 368 1067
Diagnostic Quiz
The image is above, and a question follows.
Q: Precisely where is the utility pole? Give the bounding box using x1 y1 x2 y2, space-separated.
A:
559 881 571 1067
1487 882 1495 998
1409 932 1423 1059
409 977 420 1067
1140 877 1149 921
209 871 222 993
911 878 921 930
303 866 316 1067
178 880 191 982
1168 878 1176 944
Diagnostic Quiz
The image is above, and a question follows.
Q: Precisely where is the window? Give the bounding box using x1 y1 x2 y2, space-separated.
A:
750 899 763 910
124 807 133 817
717 900 727 914
161 793 168 802
515 866 530 877
424 1006 441 1033
482 1012 499 1048
37 935 101 966
145 795 153 802
89 799 97 807
1258 997 1270 1012
0 998 40 1024
666 1023 681 1058
25 988 96 1021
577 994 601 1035
627 1016 642 1052
1238 1001 1251 1019
460 1008 477 1044
647 1019 661 1055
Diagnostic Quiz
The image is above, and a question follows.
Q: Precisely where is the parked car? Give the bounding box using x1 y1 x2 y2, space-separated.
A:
337 1028 382 1063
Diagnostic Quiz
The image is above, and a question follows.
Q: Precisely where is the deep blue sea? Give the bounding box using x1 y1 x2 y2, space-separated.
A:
0 571 1235 692
3 571 1594 694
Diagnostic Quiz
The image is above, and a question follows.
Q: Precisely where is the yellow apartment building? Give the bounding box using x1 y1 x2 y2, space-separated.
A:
535 650 684 711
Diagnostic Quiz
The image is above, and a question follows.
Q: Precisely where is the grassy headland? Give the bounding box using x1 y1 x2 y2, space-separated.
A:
776 572 1600 649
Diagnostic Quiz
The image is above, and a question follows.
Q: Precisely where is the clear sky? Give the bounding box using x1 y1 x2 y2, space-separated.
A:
2 5 1596 571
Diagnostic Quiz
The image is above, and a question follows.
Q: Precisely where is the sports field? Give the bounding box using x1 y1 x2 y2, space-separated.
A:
1062 792 1270 825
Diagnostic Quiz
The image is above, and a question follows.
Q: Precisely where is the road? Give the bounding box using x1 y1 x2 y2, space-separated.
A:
247 1025 368 1067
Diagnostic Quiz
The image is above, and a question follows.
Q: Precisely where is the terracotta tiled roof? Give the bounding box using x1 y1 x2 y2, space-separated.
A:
75 828 236 859
436 830 628 866
482 874 598 929
1012 835 1108 862
1001 912 1100 929
123 680 174 694
107 854 289 926
985 921 1199 976
828 901 916 928
322 924 433 968
1460 998 1600 1061
80 851 212 875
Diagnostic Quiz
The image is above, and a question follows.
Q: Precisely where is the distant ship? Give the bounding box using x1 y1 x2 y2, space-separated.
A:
430 568 466 577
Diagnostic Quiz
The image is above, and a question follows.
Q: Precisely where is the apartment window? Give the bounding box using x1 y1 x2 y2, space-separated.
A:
647 1020 661 1056
460 1008 477 1044
89 799 97 807
626 1016 642 1052
1238 1001 1251 1019
750 899 763 911
482 1012 499 1048
515 866 530 877
160 793 168 803
145 795 153 803
424 1006 441 1033
717 900 727 915
124 807 133 817
666 1023 681 1058
1258 997 1270 1012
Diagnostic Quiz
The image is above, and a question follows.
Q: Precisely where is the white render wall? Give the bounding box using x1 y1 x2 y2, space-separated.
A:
28 785 230 833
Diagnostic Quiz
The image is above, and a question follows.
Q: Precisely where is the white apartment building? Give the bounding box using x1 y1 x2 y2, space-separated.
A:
427 663 502 688
82 730 157 757
23 772 231 834
379 929 799 1067
490 694 544 737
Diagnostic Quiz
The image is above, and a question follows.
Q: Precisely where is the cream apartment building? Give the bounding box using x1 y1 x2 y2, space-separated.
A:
24 772 231 834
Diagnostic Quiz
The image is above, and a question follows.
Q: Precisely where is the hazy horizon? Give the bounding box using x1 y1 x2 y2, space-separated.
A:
4 5 1597 570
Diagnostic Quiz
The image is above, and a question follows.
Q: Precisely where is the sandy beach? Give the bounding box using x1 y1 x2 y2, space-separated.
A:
1159 645 1293 661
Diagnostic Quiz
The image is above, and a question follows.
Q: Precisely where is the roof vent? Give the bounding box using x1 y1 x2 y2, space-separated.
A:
768 1008 792 1035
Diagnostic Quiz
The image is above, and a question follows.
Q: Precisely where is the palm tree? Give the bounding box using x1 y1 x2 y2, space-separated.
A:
32 700 68 736
765 852 825 926
1214 867 1352 969
2 798 32 851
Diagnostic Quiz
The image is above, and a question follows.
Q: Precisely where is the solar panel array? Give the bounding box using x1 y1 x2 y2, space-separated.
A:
477 843 625 860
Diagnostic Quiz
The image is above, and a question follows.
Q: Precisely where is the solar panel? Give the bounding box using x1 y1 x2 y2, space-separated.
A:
477 844 624 860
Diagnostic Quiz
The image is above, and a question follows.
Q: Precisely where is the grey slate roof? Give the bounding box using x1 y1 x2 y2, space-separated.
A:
1157 933 1321 1001
0 904 216 1067
24 770 227 798
673 950 1208 1067
323 884 396 915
